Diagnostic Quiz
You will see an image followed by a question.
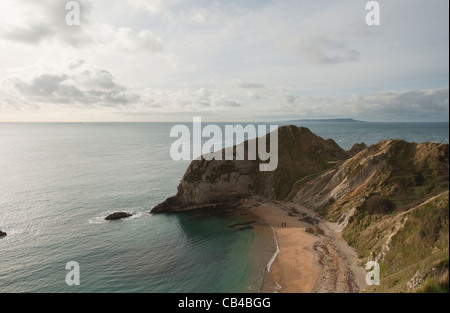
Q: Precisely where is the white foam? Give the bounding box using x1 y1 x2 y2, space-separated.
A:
274 281 282 292
88 216 108 225
266 225 280 274
129 211 144 219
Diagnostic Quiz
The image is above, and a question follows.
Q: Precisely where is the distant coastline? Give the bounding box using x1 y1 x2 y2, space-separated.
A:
286 118 366 123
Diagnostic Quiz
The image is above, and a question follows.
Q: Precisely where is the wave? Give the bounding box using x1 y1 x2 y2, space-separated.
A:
0 221 43 244
266 225 280 274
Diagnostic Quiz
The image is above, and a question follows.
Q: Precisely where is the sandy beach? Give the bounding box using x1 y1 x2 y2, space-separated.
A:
245 199 366 293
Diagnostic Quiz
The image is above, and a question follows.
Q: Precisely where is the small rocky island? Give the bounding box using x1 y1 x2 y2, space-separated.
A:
0 231 7 237
105 212 133 221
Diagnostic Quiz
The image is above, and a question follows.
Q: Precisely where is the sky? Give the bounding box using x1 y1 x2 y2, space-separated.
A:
0 0 448 122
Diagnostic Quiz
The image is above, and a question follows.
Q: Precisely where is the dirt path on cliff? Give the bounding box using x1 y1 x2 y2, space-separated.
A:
246 199 366 293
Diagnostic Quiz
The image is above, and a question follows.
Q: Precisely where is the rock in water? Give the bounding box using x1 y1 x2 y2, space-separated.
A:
105 212 133 221
0 231 7 237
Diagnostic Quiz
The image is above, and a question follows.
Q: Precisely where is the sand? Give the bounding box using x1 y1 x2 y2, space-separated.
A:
249 202 320 293
246 199 366 293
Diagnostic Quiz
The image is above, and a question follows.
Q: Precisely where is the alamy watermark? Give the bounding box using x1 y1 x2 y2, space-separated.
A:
65 1 80 26
64 256 380 287
365 261 381 286
65 261 80 286
170 117 279 172
366 1 381 26
65 1 380 27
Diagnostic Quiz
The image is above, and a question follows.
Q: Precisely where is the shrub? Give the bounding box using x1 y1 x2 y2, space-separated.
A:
363 195 396 215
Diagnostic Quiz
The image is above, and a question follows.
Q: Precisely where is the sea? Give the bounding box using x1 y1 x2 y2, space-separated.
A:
0 122 448 293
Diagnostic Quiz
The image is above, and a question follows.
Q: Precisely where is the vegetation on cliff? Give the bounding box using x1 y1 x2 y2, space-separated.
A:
291 138 449 292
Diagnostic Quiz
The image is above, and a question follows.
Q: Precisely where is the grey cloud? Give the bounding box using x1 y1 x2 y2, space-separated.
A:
68 59 86 70
237 81 265 89
357 88 449 116
93 70 117 89
113 28 163 53
246 91 266 100
2 24 55 44
283 87 449 120
140 88 241 113
283 94 297 104
9 60 140 107
0 0 93 47
295 35 360 65
15 74 67 96
57 84 85 98
1 1 163 52
136 30 163 53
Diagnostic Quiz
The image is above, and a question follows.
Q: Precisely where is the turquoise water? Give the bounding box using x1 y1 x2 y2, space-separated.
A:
0 122 448 293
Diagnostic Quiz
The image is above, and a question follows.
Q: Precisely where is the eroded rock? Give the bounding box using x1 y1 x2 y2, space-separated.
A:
105 212 133 221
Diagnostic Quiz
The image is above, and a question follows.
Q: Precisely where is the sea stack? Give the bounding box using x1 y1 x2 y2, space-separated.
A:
105 212 133 221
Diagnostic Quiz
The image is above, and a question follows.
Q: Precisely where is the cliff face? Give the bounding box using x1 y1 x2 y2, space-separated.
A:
151 125 449 292
293 139 449 217
152 126 359 213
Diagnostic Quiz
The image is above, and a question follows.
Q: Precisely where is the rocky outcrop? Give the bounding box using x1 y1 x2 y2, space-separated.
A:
105 212 133 221
0 231 6 237
346 142 367 158
152 126 352 213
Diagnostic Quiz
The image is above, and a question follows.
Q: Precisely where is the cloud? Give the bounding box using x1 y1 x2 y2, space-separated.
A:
68 59 86 70
186 7 221 25
279 87 449 120
0 0 164 54
0 59 243 115
1 23 55 45
350 88 450 116
1 60 140 108
113 28 163 53
126 0 166 16
246 91 266 100
1 59 447 121
236 81 266 89
189 8 209 24
14 74 68 97
0 0 94 47
126 0 188 18
292 35 360 65
139 88 241 113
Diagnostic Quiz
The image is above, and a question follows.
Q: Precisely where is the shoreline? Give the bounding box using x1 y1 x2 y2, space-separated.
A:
248 201 321 293
240 198 366 293
266 225 280 275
